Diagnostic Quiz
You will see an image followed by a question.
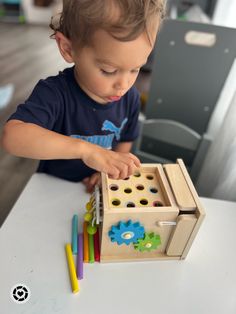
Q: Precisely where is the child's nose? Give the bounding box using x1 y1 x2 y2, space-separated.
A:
114 75 130 92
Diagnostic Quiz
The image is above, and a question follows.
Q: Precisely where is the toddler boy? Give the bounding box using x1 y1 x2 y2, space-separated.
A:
1 0 165 192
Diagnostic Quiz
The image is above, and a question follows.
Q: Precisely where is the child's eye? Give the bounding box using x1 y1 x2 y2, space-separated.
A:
131 69 140 74
100 69 117 76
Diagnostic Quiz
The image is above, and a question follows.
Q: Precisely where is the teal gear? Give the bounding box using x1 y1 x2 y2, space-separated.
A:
108 220 145 245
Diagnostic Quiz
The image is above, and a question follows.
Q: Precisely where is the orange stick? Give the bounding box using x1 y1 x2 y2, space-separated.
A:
83 222 89 262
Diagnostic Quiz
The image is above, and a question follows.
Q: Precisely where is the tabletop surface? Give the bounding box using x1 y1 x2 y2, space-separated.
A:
1 173 236 314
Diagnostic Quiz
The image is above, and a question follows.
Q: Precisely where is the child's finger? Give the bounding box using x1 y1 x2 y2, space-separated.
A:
108 171 120 180
82 177 89 183
127 160 137 177
107 167 120 180
129 153 141 167
90 173 100 186
118 163 128 180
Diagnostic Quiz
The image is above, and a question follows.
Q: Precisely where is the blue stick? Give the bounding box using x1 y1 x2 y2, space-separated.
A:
72 215 78 254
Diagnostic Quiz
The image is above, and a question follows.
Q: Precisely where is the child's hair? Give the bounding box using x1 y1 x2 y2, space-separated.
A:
50 0 165 47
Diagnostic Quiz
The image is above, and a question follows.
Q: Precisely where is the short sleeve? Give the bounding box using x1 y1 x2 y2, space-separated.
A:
8 79 61 130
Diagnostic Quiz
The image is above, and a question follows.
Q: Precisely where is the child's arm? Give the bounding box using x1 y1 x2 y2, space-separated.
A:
1 120 140 179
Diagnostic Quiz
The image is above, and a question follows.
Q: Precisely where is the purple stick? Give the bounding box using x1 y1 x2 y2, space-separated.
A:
77 233 84 280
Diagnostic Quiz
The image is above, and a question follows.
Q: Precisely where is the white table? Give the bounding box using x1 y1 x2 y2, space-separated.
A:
1 173 236 314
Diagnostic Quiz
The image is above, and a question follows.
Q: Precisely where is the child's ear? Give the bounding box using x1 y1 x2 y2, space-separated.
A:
55 32 74 63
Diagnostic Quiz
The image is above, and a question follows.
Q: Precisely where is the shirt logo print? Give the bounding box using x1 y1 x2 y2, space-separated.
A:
101 118 128 141
71 118 128 149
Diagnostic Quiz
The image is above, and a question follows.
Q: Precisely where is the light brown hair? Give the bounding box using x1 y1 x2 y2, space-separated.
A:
50 0 165 47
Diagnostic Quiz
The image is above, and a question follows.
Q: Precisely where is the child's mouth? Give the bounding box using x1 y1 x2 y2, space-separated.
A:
107 96 121 102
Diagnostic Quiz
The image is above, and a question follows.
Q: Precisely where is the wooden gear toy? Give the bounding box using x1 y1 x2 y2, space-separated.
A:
87 159 205 262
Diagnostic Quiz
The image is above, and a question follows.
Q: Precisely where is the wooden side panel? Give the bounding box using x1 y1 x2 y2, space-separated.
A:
100 209 179 262
164 164 196 211
166 214 197 256
177 159 206 258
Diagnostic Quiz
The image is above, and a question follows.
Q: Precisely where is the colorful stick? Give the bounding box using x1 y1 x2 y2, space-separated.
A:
94 229 100 262
72 215 78 254
88 234 95 263
65 243 79 294
77 233 83 280
83 222 89 262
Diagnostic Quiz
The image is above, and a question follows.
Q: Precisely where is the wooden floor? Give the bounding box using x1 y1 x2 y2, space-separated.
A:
0 22 68 226
0 22 151 226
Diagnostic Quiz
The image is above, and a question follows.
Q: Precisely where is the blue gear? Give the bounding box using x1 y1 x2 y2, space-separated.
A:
108 220 145 245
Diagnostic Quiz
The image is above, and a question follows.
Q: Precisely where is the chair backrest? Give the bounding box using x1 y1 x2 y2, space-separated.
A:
145 19 236 135
134 118 212 181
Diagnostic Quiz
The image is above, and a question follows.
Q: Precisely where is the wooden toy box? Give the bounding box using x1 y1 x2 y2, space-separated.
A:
97 159 205 262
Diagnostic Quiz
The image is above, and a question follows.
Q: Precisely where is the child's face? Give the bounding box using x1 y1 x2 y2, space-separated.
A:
71 29 156 104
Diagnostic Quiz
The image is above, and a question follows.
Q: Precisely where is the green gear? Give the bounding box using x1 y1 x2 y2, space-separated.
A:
134 232 161 252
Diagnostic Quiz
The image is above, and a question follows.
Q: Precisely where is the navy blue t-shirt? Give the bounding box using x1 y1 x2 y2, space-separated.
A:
9 67 140 182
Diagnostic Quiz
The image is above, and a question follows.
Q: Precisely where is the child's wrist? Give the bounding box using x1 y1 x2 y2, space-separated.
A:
77 139 91 160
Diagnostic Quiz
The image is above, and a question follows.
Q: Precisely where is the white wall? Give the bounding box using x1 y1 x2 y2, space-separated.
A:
213 0 236 28
22 0 62 24
206 0 236 138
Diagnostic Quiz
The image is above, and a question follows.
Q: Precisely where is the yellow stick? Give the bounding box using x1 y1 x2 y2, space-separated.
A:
65 243 79 293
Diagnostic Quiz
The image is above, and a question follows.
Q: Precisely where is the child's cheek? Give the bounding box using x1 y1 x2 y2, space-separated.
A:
93 76 110 92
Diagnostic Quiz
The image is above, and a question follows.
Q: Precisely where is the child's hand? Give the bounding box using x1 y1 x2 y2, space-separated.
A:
81 142 140 180
82 172 101 193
